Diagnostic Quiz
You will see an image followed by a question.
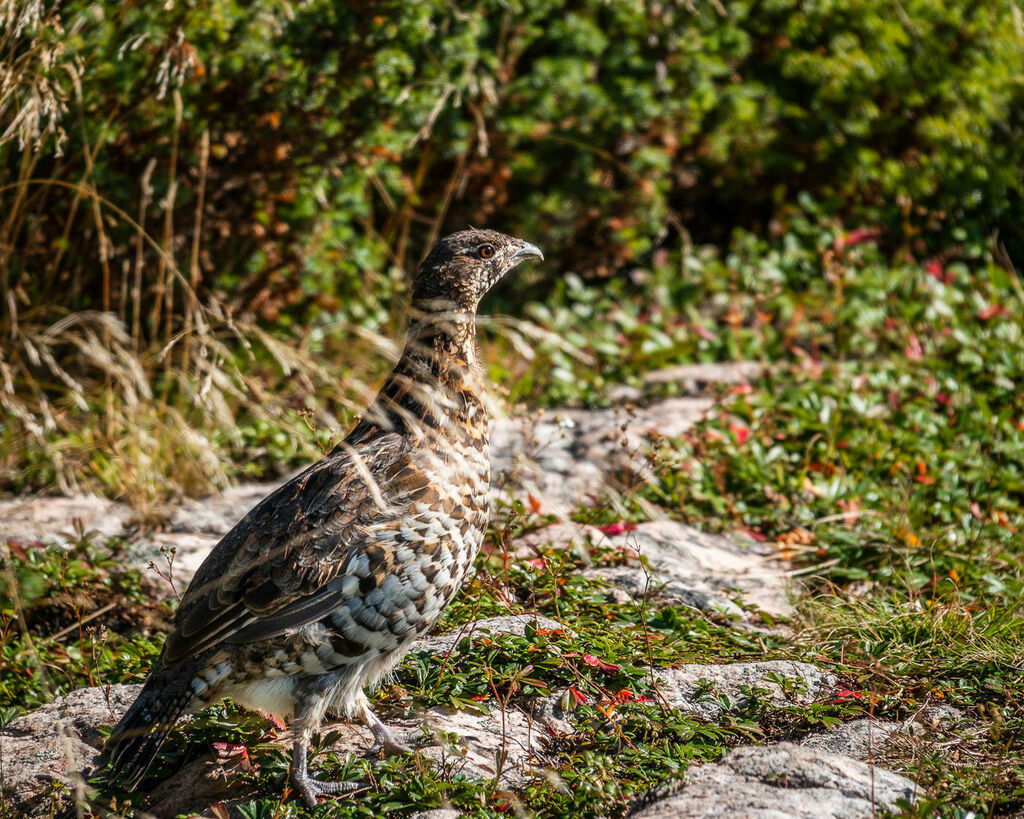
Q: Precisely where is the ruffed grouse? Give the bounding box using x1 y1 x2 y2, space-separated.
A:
102 229 543 805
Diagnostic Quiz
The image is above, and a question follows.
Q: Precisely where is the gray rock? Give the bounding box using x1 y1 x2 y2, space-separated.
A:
0 678 556 816
490 397 714 515
167 482 281 535
510 521 611 562
417 703 553 789
124 530 220 599
913 703 961 728
0 396 720 592
608 361 763 405
585 565 744 618
606 521 792 618
314 697 558 790
799 705 962 762
655 661 837 719
799 718 904 761
0 684 141 816
520 519 791 621
531 690 577 737
0 390 745 593
632 743 918 818
121 482 282 598
140 751 261 819
0 493 133 545
642 361 764 390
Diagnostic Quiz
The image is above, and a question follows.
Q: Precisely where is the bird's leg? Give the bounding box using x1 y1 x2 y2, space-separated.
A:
290 728 363 807
357 696 430 757
364 711 413 756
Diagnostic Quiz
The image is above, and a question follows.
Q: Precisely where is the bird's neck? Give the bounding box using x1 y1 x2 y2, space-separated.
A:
405 308 480 367
348 310 486 444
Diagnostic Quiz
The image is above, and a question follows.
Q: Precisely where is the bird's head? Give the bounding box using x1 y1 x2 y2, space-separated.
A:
412 229 543 315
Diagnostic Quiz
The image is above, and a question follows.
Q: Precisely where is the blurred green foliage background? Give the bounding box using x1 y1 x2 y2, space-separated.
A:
2 0 1022 500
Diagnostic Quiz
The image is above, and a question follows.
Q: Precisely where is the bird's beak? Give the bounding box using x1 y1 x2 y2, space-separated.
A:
512 241 544 263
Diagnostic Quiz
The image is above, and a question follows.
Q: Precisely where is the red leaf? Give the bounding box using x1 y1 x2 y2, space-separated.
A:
834 688 866 702
740 527 767 542
598 521 637 536
569 687 588 705
693 324 717 342
843 228 879 247
613 688 653 704
924 259 944 279
729 424 750 445
582 654 621 673
213 742 254 771
904 333 924 360
5 539 27 561
914 460 935 484
835 227 879 250
978 304 1004 321
258 711 286 730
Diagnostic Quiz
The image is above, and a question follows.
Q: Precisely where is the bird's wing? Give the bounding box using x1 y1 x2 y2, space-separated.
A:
160 432 430 668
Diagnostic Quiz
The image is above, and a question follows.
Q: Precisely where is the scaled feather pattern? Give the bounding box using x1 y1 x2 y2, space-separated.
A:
100 229 543 806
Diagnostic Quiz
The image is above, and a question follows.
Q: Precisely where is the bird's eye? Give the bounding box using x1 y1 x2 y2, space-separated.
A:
478 244 495 259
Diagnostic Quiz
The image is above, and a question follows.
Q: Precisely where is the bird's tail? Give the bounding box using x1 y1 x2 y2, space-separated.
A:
99 673 193 790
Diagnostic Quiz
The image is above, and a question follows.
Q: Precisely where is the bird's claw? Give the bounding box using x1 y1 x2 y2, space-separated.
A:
366 721 431 757
367 738 407 757
292 773 364 808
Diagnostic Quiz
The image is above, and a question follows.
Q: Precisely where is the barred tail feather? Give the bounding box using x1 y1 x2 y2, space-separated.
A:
100 675 193 789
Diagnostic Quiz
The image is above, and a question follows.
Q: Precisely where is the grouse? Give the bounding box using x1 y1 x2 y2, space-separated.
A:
101 229 543 806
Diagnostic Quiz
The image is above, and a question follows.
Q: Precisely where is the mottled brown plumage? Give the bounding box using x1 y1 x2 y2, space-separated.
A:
101 230 543 805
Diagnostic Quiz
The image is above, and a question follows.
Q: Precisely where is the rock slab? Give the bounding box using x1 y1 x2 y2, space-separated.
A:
632 742 918 818
491 397 714 515
0 684 141 813
519 519 792 620
799 705 961 762
655 661 837 719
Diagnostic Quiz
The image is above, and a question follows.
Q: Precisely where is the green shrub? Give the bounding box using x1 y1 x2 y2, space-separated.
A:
4 0 1021 316
2 0 1022 496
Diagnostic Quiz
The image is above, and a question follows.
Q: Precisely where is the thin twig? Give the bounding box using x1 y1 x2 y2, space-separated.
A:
153 88 183 372
43 601 118 643
132 158 157 355
181 128 210 376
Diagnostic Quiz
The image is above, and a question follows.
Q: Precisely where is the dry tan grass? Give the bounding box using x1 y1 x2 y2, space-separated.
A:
0 1 397 507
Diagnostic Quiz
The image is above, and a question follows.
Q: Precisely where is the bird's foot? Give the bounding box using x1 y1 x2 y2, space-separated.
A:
366 720 432 757
292 770 364 808
291 735 365 807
